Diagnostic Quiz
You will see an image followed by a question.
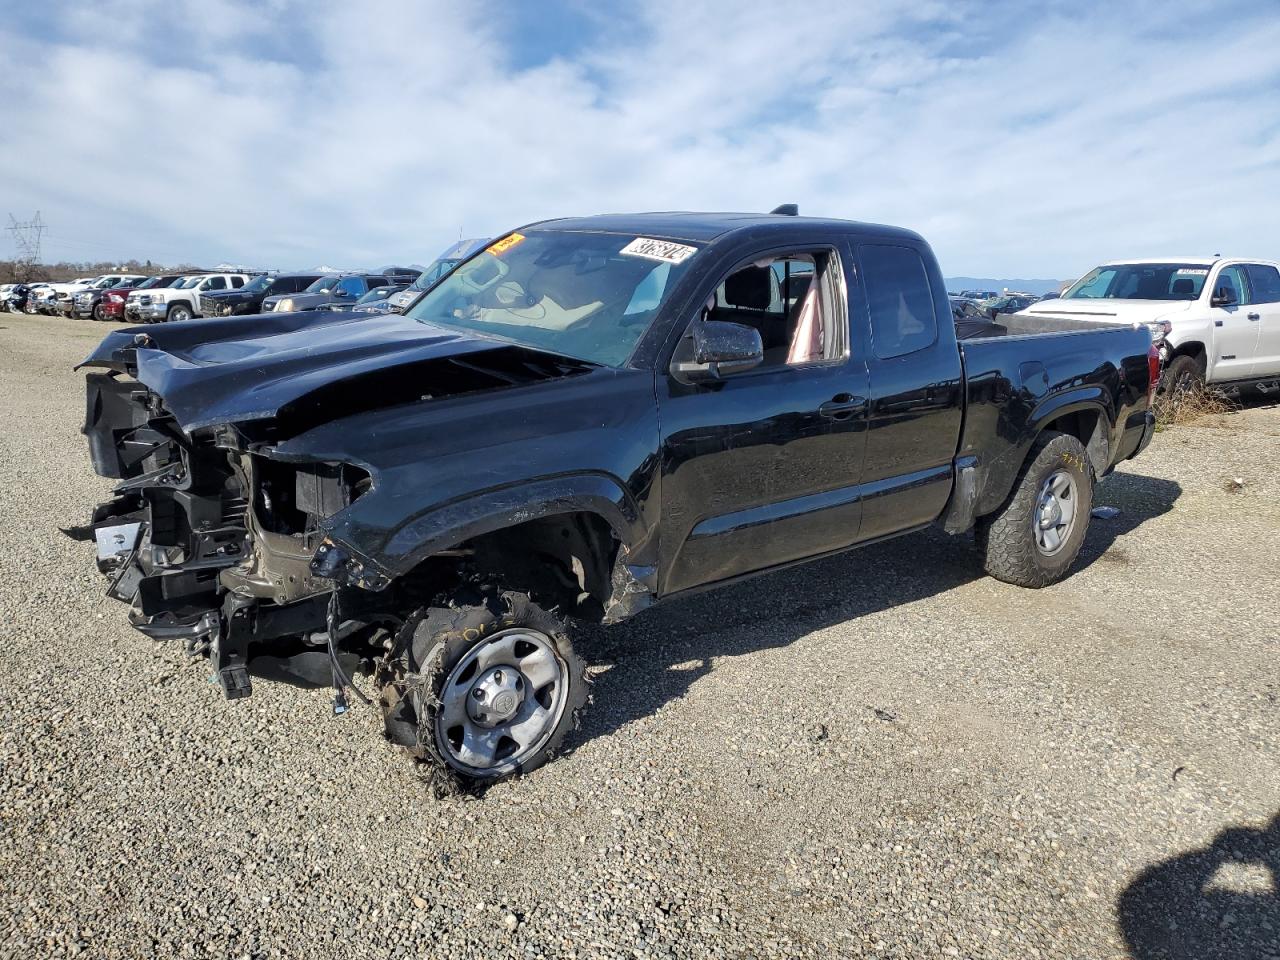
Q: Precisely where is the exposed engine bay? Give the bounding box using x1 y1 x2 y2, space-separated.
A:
83 367 404 700
75 322 616 716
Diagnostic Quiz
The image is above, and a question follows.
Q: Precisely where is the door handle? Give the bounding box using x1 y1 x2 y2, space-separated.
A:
818 393 866 420
1248 312 1261 321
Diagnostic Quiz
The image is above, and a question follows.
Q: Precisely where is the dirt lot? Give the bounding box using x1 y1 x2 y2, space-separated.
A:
0 310 1276 960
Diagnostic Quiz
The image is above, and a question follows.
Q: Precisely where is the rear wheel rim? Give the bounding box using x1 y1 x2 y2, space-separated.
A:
435 628 568 777
1033 469 1078 557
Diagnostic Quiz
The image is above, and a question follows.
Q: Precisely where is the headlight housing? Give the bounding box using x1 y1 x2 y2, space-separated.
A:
275 298 294 312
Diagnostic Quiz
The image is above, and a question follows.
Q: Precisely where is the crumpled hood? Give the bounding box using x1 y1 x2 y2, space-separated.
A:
78 310 565 433
1018 299 1194 324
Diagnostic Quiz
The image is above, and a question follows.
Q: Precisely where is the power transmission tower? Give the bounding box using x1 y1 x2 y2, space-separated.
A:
7 211 45 280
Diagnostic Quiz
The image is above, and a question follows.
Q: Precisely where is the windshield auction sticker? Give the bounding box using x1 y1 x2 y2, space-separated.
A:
487 233 526 256
620 237 698 264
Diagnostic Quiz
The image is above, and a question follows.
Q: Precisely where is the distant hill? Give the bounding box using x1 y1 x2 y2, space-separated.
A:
946 276 1063 295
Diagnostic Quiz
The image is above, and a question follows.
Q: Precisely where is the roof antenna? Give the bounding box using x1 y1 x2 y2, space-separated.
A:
770 203 799 216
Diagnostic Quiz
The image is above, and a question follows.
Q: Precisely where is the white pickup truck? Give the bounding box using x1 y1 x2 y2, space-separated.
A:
48 275 145 316
128 272 250 323
1018 258 1280 393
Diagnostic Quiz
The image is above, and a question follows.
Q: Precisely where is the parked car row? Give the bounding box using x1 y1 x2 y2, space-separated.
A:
259 270 418 313
2 275 145 318
2 242 488 324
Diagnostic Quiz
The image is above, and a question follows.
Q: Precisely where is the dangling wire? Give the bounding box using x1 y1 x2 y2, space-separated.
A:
327 589 371 713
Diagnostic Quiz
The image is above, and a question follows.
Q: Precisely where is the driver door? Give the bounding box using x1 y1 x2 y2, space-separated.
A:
656 247 870 595
1208 264 1258 381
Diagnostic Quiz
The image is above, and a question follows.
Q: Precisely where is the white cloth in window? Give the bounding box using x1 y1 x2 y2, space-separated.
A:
786 284 824 364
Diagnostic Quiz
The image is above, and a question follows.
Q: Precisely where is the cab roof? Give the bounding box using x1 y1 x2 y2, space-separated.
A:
1097 256 1280 267
526 211 922 245
1100 257 1219 266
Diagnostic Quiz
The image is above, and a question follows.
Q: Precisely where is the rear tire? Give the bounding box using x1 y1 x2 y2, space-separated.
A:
380 590 589 790
976 431 1094 588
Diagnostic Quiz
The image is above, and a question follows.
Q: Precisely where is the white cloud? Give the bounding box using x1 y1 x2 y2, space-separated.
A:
1 0 1277 277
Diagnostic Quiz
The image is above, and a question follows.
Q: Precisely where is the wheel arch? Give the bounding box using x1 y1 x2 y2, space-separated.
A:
1036 403 1109 475
972 394 1109 520
331 473 654 622
1169 339 1207 368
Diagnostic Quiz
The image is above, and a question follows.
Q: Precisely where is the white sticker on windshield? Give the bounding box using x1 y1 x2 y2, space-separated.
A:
620 237 697 264
1175 268 1209 276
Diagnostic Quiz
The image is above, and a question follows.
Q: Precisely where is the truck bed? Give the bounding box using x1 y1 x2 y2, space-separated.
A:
952 314 1155 520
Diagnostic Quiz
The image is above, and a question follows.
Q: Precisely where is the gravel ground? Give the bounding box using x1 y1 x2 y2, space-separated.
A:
0 310 1277 960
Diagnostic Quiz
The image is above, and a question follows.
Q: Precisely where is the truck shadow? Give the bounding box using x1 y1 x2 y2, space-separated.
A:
1117 813 1279 960
572 470 1181 750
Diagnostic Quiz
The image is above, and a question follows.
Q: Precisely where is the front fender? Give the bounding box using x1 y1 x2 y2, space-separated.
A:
321 472 649 580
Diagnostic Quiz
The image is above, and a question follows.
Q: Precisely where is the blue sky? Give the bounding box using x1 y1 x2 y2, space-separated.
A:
1 0 1278 278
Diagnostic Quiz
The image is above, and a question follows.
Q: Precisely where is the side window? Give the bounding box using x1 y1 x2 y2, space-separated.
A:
1213 265 1250 306
1244 264 1280 304
860 244 938 359
231 276 245 288
337 277 365 297
203 276 227 291
697 251 844 371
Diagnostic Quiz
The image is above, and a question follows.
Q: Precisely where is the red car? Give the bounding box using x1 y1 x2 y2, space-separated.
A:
95 274 187 322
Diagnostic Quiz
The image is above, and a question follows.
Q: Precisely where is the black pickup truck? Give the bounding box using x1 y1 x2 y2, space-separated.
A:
77 212 1158 787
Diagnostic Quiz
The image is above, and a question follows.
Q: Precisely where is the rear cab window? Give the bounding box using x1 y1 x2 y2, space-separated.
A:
859 244 938 359
1244 264 1280 303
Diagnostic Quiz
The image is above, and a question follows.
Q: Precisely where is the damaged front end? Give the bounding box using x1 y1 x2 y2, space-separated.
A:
80 367 393 701
74 310 648 744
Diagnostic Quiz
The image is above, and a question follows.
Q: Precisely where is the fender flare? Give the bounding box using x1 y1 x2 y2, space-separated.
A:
331 472 649 580
975 390 1113 518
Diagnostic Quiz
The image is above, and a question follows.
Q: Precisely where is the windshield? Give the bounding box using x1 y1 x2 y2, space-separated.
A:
405 230 698 366
241 275 272 294
133 277 163 290
1064 263 1209 301
305 276 338 293
176 276 204 289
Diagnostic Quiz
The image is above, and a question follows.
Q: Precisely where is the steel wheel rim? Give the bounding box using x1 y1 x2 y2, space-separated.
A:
435 628 567 777
1033 468 1078 557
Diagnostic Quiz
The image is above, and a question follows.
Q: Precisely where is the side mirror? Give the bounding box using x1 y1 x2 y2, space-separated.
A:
672 320 764 384
1211 285 1237 307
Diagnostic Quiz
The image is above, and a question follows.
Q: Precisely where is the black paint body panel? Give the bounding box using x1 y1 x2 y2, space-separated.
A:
79 212 1156 616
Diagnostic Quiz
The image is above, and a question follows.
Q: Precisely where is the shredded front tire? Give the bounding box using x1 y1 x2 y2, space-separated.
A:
378 590 589 791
